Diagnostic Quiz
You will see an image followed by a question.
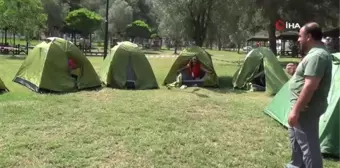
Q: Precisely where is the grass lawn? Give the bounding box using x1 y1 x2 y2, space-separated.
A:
0 51 338 168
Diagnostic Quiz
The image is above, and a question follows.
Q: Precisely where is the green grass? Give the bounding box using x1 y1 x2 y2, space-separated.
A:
0 51 339 168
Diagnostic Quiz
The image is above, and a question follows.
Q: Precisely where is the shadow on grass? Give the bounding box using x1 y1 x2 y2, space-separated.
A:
218 76 233 88
323 154 340 162
165 76 248 95
31 86 104 95
166 87 210 98
206 76 247 94
190 88 209 98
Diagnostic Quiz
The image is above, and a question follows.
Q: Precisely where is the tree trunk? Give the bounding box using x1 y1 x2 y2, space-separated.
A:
26 39 29 55
166 38 170 50
268 20 277 55
12 33 15 56
83 38 86 53
209 40 213 49
4 28 7 44
73 33 77 44
1 30 3 43
218 37 222 51
194 32 205 47
174 39 178 54
237 44 241 54
89 34 92 53
191 20 206 47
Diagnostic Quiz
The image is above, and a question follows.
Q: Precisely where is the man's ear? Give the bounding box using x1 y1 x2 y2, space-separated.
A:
306 33 312 41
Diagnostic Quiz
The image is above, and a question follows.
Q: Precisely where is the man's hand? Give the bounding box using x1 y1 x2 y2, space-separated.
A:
289 76 320 127
291 76 321 112
288 110 300 127
204 69 212 74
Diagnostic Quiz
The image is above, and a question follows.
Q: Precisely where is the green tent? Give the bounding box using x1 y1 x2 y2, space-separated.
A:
232 47 289 95
264 53 340 156
163 46 219 87
0 77 9 93
99 41 159 89
13 37 102 93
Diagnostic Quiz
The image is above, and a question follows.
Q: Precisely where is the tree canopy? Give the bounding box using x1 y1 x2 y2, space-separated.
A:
126 20 151 40
65 8 102 37
0 0 338 53
0 0 47 39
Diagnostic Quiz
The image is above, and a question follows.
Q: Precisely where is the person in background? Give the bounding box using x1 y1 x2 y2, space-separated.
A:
68 57 80 79
285 22 333 168
177 56 211 80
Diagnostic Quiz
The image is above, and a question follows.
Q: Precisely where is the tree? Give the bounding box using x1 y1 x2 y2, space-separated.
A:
61 0 81 11
0 0 47 42
206 0 236 50
247 0 340 55
65 8 102 37
41 0 70 36
125 0 157 28
108 0 133 39
79 0 105 11
157 12 187 54
125 20 151 42
152 0 232 47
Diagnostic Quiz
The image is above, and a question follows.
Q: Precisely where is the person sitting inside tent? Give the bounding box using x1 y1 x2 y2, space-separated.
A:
248 62 266 91
285 63 297 76
166 56 211 89
68 57 80 80
177 56 211 80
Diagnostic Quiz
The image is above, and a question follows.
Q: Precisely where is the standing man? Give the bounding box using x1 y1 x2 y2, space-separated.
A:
286 22 333 168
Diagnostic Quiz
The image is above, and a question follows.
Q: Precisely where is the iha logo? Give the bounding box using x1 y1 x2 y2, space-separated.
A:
275 19 301 31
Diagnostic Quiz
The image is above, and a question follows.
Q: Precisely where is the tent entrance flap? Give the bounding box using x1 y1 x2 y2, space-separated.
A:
99 41 159 90
252 62 266 88
126 55 136 89
0 77 9 93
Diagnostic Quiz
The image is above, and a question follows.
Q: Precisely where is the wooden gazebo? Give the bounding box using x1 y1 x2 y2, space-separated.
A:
246 35 269 42
245 35 268 53
323 27 339 37
323 27 339 52
276 31 299 57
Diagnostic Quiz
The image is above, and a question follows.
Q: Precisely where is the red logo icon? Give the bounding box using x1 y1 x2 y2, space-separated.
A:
275 20 285 31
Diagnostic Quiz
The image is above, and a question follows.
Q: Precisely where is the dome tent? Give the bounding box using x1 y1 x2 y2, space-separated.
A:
232 47 289 95
99 41 158 89
0 77 9 94
13 37 102 93
163 46 219 87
